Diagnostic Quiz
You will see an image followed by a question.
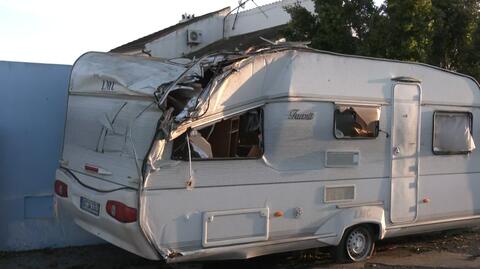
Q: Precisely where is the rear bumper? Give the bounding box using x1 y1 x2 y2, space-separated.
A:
55 168 159 260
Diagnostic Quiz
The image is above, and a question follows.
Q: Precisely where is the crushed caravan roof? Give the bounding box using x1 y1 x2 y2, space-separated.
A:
71 46 480 129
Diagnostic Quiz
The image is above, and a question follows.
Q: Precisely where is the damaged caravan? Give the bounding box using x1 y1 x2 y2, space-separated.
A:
55 46 480 263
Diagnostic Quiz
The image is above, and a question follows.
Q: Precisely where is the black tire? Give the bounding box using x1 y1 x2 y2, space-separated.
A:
332 225 375 263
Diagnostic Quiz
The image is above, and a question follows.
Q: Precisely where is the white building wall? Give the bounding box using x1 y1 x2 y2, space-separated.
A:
224 0 314 38
145 9 230 59
144 0 314 59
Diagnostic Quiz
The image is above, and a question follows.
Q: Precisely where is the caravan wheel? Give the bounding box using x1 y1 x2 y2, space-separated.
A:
333 225 375 263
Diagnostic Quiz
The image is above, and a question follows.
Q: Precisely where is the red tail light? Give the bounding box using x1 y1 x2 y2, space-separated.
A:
54 180 68 197
106 200 137 223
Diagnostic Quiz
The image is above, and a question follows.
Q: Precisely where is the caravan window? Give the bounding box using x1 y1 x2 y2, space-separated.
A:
433 111 475 155
334 105 380 139
171 108 263 160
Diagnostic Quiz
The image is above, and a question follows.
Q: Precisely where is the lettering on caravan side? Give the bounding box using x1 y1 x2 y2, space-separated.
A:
101 80 115 91
288 109 314 120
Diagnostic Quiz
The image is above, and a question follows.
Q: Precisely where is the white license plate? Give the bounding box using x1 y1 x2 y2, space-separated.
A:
80 196 100 216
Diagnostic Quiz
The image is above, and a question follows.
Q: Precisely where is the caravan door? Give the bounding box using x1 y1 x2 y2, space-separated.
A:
390 81 422 224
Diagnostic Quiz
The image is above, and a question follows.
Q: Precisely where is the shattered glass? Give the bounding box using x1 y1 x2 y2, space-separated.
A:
334 105 381 139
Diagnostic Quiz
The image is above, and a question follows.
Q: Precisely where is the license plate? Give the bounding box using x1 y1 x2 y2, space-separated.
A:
80 196 100 216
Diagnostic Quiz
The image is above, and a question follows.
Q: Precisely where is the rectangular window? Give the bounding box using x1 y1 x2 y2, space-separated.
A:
334 105 380 139
171 108 263 160
433 111 475 155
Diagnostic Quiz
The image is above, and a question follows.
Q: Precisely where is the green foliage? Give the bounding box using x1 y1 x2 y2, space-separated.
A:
283 0 379 54
461 21 480 80
283 4 317 42
345 0 385 54
283 0 480 81
429 0 479 70
310 0 357 53
382 0 433 62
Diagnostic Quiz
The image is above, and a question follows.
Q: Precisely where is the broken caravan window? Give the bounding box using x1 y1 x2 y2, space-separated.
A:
144 52 253 172
171 108 264 160
334 105 380 139
152 52 259 162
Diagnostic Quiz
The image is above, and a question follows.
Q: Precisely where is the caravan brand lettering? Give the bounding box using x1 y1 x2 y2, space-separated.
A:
288 109 314 120
101 80 115 91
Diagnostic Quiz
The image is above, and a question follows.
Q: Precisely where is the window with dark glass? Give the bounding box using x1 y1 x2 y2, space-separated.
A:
334 105 380 139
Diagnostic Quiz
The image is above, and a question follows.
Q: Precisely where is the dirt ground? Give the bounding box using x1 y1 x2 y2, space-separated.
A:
2 226 480 269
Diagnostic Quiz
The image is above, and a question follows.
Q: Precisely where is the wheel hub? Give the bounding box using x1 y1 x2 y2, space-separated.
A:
347 230 369 259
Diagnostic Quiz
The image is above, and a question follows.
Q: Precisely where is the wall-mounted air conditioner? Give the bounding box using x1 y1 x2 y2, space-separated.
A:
187 30 203 45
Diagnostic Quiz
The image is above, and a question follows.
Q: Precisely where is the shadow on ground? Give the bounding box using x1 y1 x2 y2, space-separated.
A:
1 227 480 269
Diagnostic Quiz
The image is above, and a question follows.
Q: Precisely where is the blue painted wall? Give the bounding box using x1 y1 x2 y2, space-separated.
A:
0 61 103 251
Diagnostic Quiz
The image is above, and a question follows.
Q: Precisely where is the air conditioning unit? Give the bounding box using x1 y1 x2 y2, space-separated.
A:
187 30 203 45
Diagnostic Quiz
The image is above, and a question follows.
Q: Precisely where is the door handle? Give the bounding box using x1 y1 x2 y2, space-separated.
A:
393 146 401 156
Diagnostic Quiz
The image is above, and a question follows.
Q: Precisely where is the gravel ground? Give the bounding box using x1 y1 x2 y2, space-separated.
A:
2 226 480 269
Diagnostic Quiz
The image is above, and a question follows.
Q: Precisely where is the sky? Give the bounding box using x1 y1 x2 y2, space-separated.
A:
0 0 383 65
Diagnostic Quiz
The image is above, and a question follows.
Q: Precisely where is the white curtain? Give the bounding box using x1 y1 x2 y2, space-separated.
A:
434 112 475 153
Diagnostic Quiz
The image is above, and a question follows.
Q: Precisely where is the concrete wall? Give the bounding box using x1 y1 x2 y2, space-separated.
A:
0 61 103 251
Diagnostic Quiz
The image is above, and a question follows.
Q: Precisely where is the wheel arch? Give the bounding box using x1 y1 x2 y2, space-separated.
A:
363 222 381 240
315 205 386 246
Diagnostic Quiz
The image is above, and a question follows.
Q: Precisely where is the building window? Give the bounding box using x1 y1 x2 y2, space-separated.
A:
171 108 263 160
334 105 380 139
433 111 475 155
